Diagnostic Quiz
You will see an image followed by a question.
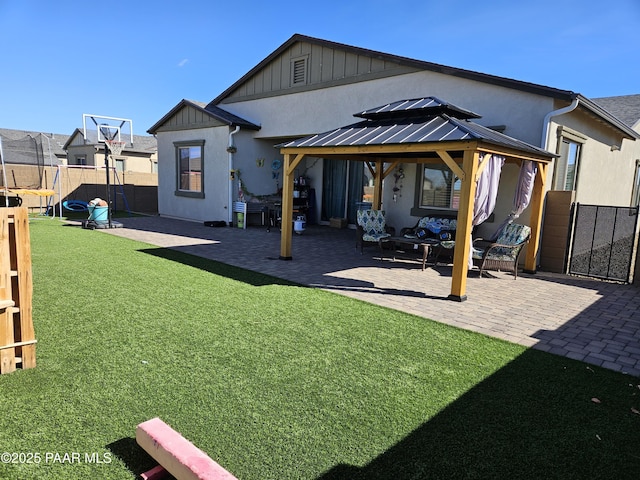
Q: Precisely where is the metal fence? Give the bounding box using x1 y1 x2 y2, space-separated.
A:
569 204 638 282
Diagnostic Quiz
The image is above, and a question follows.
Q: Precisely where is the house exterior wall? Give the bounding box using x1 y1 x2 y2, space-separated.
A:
222 70 555 145
219 70 557 230
156 126 230 222
151 38 639 280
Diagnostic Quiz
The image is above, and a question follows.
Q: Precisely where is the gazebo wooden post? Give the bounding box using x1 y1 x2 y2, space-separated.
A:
373 158 384 209
449 149 480 302
524 162 548 273
279 153 305 260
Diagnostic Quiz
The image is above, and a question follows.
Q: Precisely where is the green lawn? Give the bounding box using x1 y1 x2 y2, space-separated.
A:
1 219 639 479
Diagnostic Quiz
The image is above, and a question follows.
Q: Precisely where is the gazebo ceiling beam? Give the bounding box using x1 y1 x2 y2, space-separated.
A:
280 142 553 166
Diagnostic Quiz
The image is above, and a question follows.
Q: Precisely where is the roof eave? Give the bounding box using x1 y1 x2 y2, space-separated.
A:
577 94 640 140
209 33 579 107
147 99 259 134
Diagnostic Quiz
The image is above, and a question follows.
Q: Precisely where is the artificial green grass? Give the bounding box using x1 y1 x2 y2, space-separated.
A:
0 219 639 479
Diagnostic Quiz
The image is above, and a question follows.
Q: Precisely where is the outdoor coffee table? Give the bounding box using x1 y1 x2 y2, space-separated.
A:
380 236 440 270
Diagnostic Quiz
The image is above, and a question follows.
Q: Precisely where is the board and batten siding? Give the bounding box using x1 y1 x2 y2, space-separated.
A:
223 41 418 101
153 105 228 133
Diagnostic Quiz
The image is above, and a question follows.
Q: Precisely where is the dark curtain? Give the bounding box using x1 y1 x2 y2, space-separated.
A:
347 161 365 223
321 158 347 221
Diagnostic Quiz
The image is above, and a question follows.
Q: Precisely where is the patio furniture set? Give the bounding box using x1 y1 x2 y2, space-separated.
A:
356 209 531 278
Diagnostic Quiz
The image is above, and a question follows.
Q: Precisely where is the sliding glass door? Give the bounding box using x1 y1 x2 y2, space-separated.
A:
321 159 369 224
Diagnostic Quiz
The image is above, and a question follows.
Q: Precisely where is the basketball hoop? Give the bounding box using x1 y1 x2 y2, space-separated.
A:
105 140 126 156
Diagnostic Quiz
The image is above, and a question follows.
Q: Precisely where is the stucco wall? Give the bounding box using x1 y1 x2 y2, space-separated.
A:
220 71 559 229
546 112 640 206
222 70 555 146
156 126 230 222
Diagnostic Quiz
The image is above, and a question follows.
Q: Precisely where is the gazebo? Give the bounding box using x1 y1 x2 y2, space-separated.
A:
278 97 556 301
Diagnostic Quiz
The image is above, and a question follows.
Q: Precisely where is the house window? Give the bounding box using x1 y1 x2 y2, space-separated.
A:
75 155 86 166
420 164 461 210
291 56 308 86
151 160 158 174
632 160 640 206
115 158 125 173
554 127 585 191
174 140 204 198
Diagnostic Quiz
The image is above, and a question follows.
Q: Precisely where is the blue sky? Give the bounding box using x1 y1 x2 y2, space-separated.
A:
1 0 638 135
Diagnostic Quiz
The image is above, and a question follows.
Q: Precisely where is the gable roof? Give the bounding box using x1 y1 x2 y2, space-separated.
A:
592 95 640 128
147 99 260 134
209 34 638 141
63 128 157 154
210 34 580 106
280 97 556 159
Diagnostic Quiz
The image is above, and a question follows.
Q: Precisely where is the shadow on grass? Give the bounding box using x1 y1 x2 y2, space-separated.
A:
106 350 640 480
141 246 434 298
106 437 158 479
139 247 301 288
317 349 640 480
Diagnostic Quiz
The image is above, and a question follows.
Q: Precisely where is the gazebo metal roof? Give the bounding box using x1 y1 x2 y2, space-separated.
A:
281 97 555 159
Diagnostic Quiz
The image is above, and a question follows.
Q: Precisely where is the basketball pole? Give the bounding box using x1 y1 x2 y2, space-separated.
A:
104 144 112 228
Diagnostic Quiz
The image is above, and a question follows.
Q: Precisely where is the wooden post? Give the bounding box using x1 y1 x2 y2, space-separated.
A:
524 162 548 273
279 153 305 260
449 150 480 302
12 208 35 368
0 210 16 374
0 207 36 374
373 159 384 209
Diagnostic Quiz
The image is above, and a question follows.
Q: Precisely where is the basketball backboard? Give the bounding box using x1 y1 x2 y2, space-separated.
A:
82 114 134 146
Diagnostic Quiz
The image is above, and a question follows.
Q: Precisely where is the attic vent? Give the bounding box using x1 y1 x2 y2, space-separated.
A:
291 56 308 86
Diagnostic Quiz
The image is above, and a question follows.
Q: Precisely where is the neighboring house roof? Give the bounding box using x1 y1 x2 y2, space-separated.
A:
63 128 157 154
208 33 638 141
0 128 69 157
0 128 69 166
281 97 556 159
592 95 640 129
147 99 260 134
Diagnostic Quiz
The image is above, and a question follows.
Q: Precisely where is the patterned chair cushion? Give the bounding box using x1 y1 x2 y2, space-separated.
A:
357 209 391 242
472 223 531 260
416 216 457 233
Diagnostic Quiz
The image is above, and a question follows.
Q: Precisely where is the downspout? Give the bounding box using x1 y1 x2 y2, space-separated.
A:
228 125 240 223
541 97 580 149
534 96 580 272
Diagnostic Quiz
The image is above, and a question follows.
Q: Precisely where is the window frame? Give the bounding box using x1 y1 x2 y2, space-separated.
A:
631 160 640 207
553 126 585 191
174 140 205 198
416 163 461 211
114 157 125 173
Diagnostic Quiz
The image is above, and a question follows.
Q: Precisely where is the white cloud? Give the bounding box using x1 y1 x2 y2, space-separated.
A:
177 59 189 67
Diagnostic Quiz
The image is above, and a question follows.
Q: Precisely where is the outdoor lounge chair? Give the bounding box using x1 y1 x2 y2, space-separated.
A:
356 209 394 253
472 223 531 279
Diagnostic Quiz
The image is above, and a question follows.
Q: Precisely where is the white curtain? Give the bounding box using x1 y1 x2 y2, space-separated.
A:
491 160 537 240
469 154 505 268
